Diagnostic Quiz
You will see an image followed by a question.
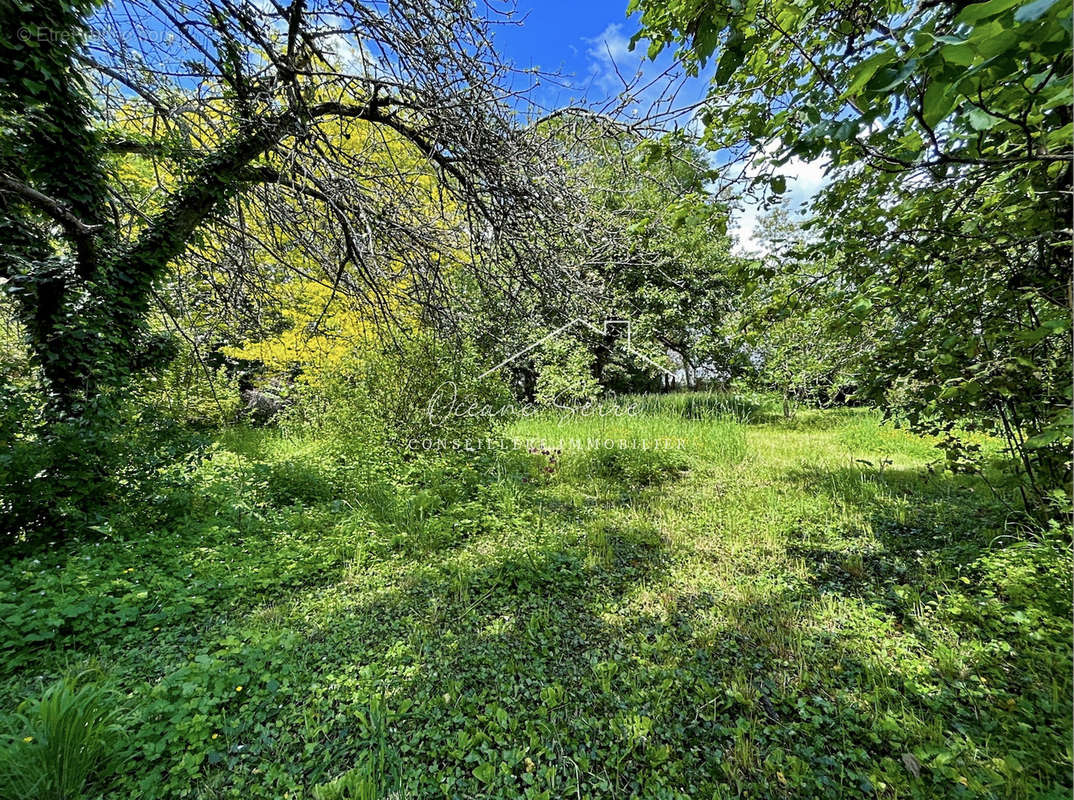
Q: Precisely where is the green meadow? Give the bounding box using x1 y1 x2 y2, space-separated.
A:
2 397 1069 799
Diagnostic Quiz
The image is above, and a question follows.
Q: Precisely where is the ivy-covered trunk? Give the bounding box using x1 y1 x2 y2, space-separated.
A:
1 0 292 417
1 0 116 415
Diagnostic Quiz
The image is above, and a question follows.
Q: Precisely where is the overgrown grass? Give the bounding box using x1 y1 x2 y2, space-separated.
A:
0 675 126 800
606 390 767 423
0 399 1069 798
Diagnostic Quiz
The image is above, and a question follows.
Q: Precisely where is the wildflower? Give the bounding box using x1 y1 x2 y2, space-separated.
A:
22 736 32 743
235 685 243 692
212 733 219 740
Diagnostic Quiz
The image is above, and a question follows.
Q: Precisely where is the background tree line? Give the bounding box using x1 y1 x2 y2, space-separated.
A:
0 0 1069 535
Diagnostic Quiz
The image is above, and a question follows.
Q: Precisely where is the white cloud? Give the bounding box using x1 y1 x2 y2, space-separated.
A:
732 204 764 254
320 32 381 78
731 144 830 255
585 23 640 94
581 21 708 126
588 23 632 64
783 155 827 206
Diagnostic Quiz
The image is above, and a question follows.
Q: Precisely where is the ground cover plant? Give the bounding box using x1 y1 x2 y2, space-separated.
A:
0 398 1068 798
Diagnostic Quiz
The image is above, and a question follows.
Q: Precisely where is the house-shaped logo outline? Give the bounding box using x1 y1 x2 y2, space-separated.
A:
479 318 676 379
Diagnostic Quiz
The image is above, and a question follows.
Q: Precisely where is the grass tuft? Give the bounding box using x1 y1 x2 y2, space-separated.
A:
0 675 126 800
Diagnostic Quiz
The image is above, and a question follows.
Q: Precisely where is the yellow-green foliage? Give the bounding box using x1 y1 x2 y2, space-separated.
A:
102 95 466 392
222 280 412 386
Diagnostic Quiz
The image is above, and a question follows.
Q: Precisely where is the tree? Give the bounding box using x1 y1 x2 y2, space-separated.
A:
631 0 1072 512
604 140 745 389
534 122 744 392
739 208 869 418
0 0 569 418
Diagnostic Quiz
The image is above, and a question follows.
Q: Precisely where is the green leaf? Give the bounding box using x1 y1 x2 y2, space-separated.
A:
922 82 956 128
964 22 1020 58
871 61 917 92
843 49 897 98
714 31 745 84
967 108 1000 130
956 0 1021 24
1042 81 1074 109
833 119 859 141
1015 317 1071 342
472 763 496 784
1024 429 1062 448
770 175 787 194
940 42 976 66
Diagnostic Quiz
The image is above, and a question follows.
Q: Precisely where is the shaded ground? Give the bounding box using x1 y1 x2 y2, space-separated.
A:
1 406 1070 799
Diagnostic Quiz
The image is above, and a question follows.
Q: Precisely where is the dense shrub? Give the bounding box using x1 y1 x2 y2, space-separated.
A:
131 340 241 427
286 335 513 454
0 396 210 544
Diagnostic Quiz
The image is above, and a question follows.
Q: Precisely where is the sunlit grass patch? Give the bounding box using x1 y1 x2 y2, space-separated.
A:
0 397 1068 799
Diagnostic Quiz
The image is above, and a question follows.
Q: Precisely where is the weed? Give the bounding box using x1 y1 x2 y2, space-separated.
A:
0 675 126 800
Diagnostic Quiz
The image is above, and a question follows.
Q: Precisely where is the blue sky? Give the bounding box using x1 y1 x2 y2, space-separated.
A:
489 0 645 109
485 0 713 125
487 1 827 252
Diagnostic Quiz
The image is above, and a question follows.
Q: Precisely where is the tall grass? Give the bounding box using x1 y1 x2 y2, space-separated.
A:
507 392 753 471
607 390 766 424
0 676 126 800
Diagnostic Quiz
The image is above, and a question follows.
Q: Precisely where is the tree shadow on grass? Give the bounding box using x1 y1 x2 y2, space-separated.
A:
6 440 1069 799
779 462 1009 551
280 460 1045 798
162 479 680 795
223 459 1067 800
2 440 688 795
549 523 1073 800
0 443 516 689
746 461 1074 797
